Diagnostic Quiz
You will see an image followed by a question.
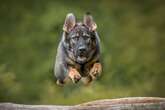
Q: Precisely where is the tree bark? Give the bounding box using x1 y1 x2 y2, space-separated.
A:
0 97 165 110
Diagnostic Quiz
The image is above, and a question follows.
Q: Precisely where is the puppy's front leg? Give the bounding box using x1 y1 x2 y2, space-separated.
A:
89 63 102 79
68 67 81 83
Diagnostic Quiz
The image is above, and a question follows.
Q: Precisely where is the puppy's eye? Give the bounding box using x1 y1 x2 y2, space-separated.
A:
83 35 88 38
70 36 78 46
84 36 90 40
72 36 79 41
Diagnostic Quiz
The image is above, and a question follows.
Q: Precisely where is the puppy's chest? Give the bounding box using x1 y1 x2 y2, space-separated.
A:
71 63 93 77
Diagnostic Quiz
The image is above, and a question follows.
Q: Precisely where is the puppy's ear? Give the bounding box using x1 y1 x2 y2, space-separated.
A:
83 12 97 31
63 13 76 32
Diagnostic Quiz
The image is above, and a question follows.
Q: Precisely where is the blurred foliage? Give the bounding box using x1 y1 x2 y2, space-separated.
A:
0 0 165 105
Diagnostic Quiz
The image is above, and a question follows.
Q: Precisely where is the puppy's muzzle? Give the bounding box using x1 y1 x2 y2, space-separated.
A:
78 46 87 54
78 46 86 53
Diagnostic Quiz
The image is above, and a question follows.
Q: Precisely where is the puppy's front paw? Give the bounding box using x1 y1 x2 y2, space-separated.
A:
89 63 102 79
68 68 81 83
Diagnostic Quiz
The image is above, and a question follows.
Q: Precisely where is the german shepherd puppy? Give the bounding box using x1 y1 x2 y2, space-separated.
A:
54 13 102 85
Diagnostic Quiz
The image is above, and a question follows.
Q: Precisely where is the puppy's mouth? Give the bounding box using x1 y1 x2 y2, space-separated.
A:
77 54 87 64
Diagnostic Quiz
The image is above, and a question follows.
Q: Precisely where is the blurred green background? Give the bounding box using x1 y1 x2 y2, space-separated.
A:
0 0 165 105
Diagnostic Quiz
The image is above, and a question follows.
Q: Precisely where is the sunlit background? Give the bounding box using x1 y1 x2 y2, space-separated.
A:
0 0 165 105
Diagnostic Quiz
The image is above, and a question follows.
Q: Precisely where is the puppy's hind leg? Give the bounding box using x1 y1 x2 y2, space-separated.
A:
54 62 69 86
56 77 70 86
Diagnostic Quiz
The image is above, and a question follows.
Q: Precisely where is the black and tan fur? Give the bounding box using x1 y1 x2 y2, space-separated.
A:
54 13 102 85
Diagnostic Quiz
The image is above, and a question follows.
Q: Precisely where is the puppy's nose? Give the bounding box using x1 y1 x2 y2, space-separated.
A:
78 46 86 52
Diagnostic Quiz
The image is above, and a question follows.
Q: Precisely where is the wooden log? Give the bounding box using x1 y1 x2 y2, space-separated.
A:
0 97 165 110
